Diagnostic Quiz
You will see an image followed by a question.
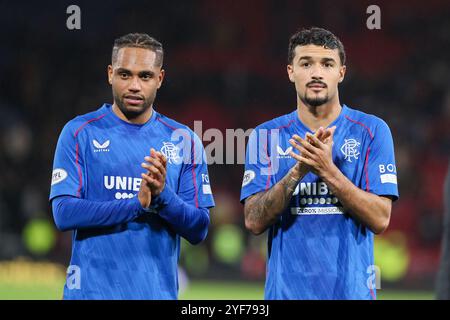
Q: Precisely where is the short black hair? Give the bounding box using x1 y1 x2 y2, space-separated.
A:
288 27 346 66
112 33 164 67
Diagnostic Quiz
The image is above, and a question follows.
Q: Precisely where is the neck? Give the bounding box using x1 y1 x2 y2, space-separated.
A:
296 96 342 132
112 103 153 125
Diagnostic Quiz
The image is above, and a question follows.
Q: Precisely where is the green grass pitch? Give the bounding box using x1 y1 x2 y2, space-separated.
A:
0 280 435 300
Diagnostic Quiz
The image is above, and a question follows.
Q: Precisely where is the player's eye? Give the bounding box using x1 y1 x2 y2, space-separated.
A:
324 63 333 68
120 73 129 79
140 74 152 80
301 62 310 68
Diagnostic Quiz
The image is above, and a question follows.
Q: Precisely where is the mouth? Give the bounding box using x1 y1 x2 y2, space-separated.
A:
123 94 144 106
307 82 327 88
307 83 327 92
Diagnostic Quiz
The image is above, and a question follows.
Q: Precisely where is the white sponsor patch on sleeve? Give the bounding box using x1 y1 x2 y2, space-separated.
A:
202 184 212 195
51 168 68 186
380 173 397 184
242 170 256 187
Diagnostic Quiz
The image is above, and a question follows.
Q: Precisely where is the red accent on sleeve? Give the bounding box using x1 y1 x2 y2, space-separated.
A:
73 114 107 197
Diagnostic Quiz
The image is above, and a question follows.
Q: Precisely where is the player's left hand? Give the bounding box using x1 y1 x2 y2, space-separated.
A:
290 126 337 178
141 148 167 196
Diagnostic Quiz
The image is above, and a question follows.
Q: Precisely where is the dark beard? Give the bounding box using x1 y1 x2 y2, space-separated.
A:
113 91 153 119
300 93 329 107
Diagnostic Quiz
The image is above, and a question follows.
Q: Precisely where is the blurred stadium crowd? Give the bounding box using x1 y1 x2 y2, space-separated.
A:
0 0 449 290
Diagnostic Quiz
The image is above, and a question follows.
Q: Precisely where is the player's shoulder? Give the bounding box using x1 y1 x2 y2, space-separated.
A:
154 110 198 139
343 105 392 139
60 104 109 138
254 111 295 132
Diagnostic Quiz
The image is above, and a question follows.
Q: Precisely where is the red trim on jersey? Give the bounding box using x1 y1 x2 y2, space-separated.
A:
191 138 199 208
157 117 199 207
344 115 374 139
364 147 371 192
278 119 295 130
75 143 82 197
157 117 178 131
344 115 373 191
263 135 272 191
370 287 376 300
73 114 106 197
74 114 106 138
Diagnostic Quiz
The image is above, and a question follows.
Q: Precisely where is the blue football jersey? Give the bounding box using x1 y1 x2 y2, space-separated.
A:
240 105 399 300
49 103 214 299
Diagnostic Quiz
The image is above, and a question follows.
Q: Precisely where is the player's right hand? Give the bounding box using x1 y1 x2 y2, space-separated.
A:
141 148 167 196
288 126 333 179
138 172 152 209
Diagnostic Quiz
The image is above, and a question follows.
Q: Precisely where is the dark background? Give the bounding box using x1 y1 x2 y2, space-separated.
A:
0 0 449 291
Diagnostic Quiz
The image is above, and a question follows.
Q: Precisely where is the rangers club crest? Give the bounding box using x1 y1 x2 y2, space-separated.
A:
160 142 181 164
340 138 360 162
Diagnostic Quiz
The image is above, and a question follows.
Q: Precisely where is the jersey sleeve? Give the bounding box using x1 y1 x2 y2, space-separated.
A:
240 126 275 203
177 132 215 208
361 119 399 201
49 121 85 201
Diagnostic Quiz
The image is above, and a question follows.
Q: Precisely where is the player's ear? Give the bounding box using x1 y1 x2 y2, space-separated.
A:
157 69 165 89
287 64 295 83
107 65 113 85
338 65 346 83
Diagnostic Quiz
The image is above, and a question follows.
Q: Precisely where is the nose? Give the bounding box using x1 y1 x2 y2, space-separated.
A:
128 76 141 92
310 65 323 80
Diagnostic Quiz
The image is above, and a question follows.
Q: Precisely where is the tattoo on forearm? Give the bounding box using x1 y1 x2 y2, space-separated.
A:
246 171 300 228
